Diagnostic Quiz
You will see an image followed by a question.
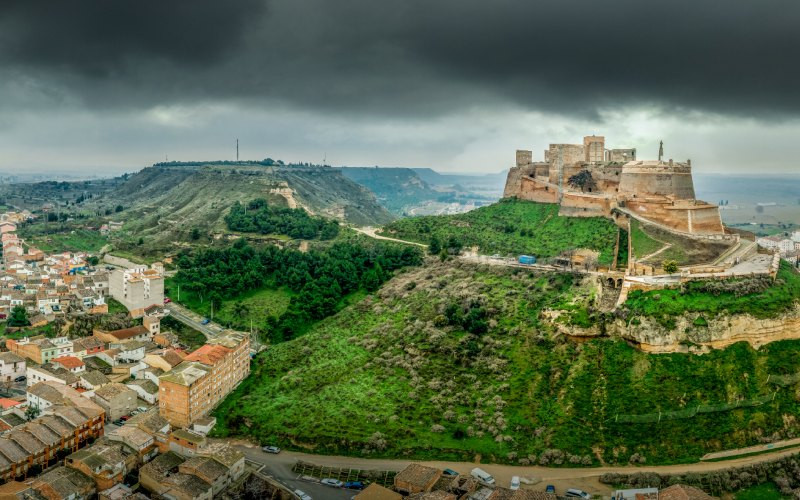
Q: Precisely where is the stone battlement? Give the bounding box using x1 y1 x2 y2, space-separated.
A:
504 135 723 236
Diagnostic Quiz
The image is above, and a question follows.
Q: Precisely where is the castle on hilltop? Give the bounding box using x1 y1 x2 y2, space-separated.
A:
503 135 725 235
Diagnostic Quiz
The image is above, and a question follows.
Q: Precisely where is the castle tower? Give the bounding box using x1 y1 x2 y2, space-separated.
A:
516 150 532 167
583 135 605 163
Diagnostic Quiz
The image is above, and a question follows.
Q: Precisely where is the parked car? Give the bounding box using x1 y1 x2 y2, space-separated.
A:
0 314 6 320
112 419 124 426
261 446 281 454
566 488 591 500
510 476 520 490
200 318 210 325
164 297 172 304
321 479 344 488
545 485 556 494
344 481 365 490
14 376 25 382
120 415 130 421
443 469 458 477
137 406 148 413
293 490 312 500
470 468 495 485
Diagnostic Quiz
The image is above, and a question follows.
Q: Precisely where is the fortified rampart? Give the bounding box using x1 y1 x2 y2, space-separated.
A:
503 135 724 236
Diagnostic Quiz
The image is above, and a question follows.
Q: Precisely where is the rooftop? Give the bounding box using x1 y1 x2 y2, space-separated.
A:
395 463 441 489
159 360 211 386
184 343 231 365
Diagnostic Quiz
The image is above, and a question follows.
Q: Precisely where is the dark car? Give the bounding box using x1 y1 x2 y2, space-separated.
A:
13 376 25 382
546 485 556 494
113 419 124 426
120 415 130 421
344 481 365 490
443 469 458 477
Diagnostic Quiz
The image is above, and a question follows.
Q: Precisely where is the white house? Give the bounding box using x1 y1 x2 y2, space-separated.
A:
0 352 25 383
126 379 159 404
51 356 86 374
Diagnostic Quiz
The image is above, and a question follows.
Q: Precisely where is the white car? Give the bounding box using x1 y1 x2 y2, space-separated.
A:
566 488 592 500
262 446 281 454
510 476 520 490
293 489 312 500
321 478 344 487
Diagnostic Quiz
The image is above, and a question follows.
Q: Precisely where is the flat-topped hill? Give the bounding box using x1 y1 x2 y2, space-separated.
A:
109 164 394 253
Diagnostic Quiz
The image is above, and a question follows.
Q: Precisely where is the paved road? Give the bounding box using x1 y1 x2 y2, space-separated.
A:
226 439 800 497
236 445 354 500
166 302 225 338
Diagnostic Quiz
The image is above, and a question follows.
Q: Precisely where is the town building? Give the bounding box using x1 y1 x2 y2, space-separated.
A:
52 355 86 374
7 336 72 365
109 265 164 318
0 352 25 383
92 383 138 421
26 363 79 388
139 451 213 500
159 331 250 428
65 439 138 491
394 463 443 495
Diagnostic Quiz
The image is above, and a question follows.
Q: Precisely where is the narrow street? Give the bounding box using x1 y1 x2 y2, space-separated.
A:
165 302 225 339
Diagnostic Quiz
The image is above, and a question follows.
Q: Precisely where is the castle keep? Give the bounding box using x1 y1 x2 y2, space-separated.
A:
503 135 724 235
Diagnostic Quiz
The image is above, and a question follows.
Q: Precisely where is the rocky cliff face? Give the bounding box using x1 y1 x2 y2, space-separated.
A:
556 304 800 354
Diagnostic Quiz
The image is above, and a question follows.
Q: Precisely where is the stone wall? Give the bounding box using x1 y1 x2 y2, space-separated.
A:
559 192 613 217
517 176 559 203
618 161 696 199
606 148 636 162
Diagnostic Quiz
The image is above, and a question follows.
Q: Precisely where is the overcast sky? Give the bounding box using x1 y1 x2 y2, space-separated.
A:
2 0 800 175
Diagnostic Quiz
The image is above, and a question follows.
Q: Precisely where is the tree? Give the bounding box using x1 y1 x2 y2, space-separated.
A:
662 259 679 274
137 237 144 246
25 405 40 421
429 236 441 255
190 227 201 240
115 205 124 213
7 306 29 327
87 256 100 266
567 170 597 192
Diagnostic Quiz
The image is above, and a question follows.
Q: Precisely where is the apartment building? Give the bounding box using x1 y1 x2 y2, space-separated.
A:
158 331 250 428
109 266 164 318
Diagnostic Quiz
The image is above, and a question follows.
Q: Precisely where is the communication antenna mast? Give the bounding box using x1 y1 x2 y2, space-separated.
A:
323 152 326 166
236 139 239 162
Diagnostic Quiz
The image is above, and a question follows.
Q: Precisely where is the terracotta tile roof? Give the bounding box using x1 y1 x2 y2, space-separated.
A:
102 325 149 340
52 356 84 370
184 344 231 366
658 485 714 500
395 464 442 490
355 483 402 500
0 398 21 409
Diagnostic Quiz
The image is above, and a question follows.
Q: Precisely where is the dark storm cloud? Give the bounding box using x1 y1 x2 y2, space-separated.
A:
2 0 799 119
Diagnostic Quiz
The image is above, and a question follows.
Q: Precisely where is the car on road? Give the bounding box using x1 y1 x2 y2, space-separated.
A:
261 446 281 454
164 297 172 304
113 419 124 426
13 376 25 382
510 476 520 490
470 468 495 485
137 406 148 413
443 469 458 477
344 481 365 490
566 488 592 500
545 485 556 494
321 479 344 488
293 489 312 500
200 318 210 325
120 415 130 421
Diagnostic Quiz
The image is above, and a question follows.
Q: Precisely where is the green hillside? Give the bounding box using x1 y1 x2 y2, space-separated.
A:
107 164 393 255
212 261 800 465
380 198 620 266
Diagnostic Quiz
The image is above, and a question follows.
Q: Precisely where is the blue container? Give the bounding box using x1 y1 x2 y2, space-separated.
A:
518 255 536 265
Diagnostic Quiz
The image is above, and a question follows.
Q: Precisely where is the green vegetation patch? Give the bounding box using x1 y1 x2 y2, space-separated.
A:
625 261 800 321
226 199 340 240
17 225 108 253
380 198 620 266
212 262 800 465
630 219 665 259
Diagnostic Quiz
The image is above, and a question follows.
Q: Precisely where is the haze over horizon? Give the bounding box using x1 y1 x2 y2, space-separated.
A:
3 1 800 175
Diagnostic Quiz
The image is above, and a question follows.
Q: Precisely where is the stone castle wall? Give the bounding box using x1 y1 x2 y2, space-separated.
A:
618 162 695 199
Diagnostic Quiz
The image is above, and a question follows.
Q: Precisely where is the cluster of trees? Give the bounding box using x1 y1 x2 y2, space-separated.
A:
225 199 340 240
7 306 29 328
175 239 422 341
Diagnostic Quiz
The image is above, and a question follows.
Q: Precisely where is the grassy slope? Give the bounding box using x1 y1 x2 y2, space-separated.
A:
212 261 800 465
17 225 108 253
380 199 620 266
630 219 664 259
164 278 293 331
625 262 800 321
